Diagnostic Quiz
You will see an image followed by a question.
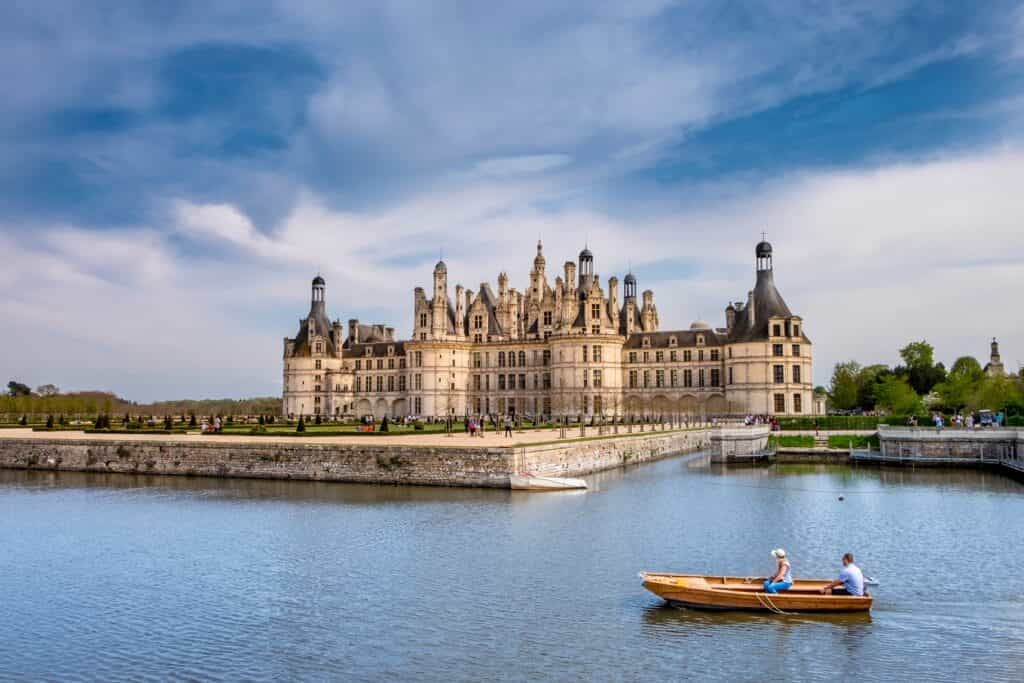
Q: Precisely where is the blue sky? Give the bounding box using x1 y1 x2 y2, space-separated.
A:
2 1 1023 401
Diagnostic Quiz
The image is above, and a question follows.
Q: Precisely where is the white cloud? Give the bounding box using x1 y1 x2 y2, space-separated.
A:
475 155 573 176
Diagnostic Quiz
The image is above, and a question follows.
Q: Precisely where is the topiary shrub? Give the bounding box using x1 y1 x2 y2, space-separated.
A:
46 415 54 428
380 416 389 432
296 416 306 433
315 414 322 425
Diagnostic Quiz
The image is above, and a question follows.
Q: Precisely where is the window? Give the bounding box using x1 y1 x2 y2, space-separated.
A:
473 375 481 391
593 345 602 362
414 374 422 390
420 313 428 327
697 335 704 346
485 375 490 390
629 370 638 388
315 341 322 353
629 352 637 363
774 393 786 413
387 376 394 392
728 367 733 385
591 303 601 318
643 336 651 347
582 371 588 388
773 344 784 357
710 369 720 387
543 397 551 415
773 324 782 337
543 350 551 366
314 384 321 393
518 374 526 389
355 360 361 370
583 395 590 413
498 375 506 390
591 324 600 334
683 350 692 362
698 350 704 362
593 369 602 388
684 369 693 387
543 373 551 389
473 353 481 368
773 365 785 384
420 333 426 341
377 359 383 370
643 351 649 363
399 376 406 391
474 315 483 329
315 359 322 370
543 311 552 326
793 324 800 337
792 365 801 383
533 374 538 389
518 351 526 366
656 370 664 387
656 351 664 363
498 352 506 367
508 352 516 368
388 358 395 369
414 352 423 367
376 376 383 392
594 395 602 414
414 397 422 414
698 368 705 387
507 374 515 390
792 344 800 357
670 369 678 387
669 336 677 347
582 345 589 362
793 393 802 413
670 350 677 362
643 370 650 388
710 349 720 361
399 358 406 369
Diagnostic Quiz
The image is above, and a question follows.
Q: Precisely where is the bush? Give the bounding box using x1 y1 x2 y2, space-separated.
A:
46 415 54 428
413 421 424 431
315 414 322 425
775 416 881 430
189 414 197 427
296 416 306 433
259 415 265 425
19 415 27 426
380 416 389 432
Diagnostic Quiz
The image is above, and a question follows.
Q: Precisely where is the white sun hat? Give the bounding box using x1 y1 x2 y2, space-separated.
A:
771 548 787 558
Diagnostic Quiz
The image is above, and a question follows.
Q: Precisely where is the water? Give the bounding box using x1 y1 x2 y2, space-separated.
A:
2 457 1022 682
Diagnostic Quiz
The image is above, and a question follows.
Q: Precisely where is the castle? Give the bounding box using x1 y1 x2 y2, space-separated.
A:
282 239 814 419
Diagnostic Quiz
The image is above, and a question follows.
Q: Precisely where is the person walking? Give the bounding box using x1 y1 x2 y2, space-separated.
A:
504 416 512 438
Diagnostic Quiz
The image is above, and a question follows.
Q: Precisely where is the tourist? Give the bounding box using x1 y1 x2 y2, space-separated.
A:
214 416 222 433
763 549 793 594
468 419 476 437
504 416 513 438
819 553 865 596
966 413 975 430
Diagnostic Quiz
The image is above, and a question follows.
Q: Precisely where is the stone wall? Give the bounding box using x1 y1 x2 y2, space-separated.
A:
0 430 708 488
516 429 710 477
877 426 1023 464
709 425 771 463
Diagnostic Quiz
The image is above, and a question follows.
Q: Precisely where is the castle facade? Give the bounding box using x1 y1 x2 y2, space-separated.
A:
282 240 814 419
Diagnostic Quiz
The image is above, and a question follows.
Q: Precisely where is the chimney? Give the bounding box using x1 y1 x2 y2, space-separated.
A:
747 290 755 326
725 304 736 330
564 261 576 290
348 319 359 344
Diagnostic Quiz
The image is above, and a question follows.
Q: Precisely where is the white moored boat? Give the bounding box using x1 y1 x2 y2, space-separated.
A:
509 475 587 491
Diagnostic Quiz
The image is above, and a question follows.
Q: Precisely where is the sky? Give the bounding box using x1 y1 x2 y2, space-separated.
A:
2 1 1023 402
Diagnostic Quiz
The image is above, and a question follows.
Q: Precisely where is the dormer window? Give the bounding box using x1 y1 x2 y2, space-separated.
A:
669 336 677 347
365 347 372 357
793 323 800 337
697 335 705 346
419 313 427 327
773 324 782 337
388 345 395 356
315 341 323 353
642 336 651 348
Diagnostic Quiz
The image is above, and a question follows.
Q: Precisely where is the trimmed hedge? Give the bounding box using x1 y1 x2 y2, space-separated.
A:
827 434 880 450
776 416 881 430
768 435 815 448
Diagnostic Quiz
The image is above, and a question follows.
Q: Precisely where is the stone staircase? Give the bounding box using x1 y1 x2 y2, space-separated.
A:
814 434 829 450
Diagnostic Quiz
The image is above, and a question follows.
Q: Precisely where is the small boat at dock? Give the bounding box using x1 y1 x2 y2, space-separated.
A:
509 475 587 491
639 572 872 613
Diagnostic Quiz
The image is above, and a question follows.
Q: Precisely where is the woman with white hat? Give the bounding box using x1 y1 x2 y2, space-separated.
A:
763 548 793 594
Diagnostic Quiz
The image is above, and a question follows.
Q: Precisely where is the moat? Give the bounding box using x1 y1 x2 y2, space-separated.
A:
2 457 1022 682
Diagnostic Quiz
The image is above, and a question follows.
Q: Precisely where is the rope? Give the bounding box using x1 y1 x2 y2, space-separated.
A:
756 591 794 615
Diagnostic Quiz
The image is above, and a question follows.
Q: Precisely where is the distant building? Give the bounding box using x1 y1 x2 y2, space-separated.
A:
985 337 1006 377
282 240 814 419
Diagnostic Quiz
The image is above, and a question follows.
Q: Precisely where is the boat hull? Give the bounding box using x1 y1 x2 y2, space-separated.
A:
640 572 872 613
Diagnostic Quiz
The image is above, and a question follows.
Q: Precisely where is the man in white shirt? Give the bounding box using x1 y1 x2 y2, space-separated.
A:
820 553 865 596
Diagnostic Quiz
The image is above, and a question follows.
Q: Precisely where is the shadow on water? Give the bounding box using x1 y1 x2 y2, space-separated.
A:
640 601 873 631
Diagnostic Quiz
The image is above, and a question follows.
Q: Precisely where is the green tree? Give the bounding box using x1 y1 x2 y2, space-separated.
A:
189 413 197 427
36 384 59 397
7 381 31 397
296 416 306 433
45 415 54 428
935 356 984 411
873 376 922 415
827 361 861 410
855 364 891 410
898 340 947 395
315 414 322 425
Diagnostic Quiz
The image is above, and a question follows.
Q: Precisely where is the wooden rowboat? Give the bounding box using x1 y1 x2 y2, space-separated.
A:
639 572 873 613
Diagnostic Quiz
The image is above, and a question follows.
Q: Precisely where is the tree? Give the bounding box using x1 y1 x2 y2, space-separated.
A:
189 413 197 427
7 381 31 397
934 356 984 411
873 376 922 415
36 384 59 397
380 415 389 432
827 361 861 411
315 414 322 425
898 340 947 395
296 416 306 433
46 415 54 428
855 364 891 410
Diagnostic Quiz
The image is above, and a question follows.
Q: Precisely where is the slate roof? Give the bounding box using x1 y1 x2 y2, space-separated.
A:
727 269 806 342
289 303 336 357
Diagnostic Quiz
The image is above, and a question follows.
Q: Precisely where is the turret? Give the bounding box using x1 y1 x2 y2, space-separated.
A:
624 272 637 301
454 285 465 337
432 260 448 338
725 303 736 331
311 275 326 316
756 238 773 272
578 246 593 287
641 289 658 332
348 318 360 345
